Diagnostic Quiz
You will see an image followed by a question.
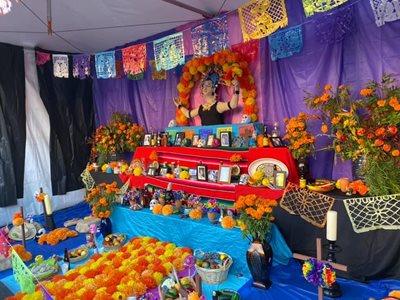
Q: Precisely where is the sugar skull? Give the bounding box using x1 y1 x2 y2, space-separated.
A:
241 114 251 124
149 199 159 210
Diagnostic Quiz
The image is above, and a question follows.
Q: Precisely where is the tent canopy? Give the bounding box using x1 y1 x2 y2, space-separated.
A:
0 0 248 52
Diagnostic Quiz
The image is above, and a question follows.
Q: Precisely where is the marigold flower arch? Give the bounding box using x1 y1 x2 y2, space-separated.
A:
176 49 258 126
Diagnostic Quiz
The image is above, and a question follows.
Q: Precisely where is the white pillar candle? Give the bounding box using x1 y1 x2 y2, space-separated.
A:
44 195 53 215
326 210 337 241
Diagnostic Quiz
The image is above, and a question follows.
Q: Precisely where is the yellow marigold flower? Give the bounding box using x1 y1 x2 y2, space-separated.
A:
152 203 163 215
162 204 174 216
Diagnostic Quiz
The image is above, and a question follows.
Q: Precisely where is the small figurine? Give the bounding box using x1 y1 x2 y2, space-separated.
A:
149 199 159 210
168 120 177 128
241 114 251 124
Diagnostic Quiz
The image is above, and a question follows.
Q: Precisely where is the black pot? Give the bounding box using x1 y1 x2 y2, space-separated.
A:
246 239 273 289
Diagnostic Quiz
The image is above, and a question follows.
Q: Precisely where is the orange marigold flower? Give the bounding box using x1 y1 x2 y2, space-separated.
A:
389 96 399 107
331 117 340 125
392 149 400 157
374 139 384 147
324 84 332 91
377 100 386 107
383 144 391 152
375 127 385 136
388 125 398 135
321 124 329 133
360 88 374 97
221 216 236 229
357 128 366 136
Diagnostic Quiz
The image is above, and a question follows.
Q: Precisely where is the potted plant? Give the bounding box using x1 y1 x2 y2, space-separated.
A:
234 194 278 289
202 198 220 221
85 182 119 237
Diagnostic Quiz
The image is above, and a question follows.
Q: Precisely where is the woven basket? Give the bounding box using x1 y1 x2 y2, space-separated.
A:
194 249 233 285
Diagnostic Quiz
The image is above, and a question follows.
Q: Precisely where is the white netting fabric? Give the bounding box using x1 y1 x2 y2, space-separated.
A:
370 0 400 26
343 194 400 233
280 182 335 228
238 0 288 41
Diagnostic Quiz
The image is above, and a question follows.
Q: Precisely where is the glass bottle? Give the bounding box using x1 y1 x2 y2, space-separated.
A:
61 248 70 274
263 125 270 147
165 182 175 204
271 122 281 138
156 132 161 147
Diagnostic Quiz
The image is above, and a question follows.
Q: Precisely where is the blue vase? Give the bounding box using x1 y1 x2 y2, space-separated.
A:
99 218 112 238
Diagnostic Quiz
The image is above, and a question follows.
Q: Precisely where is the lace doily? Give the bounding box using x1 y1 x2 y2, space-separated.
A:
36 51 50 66
280 182 335 228
72 54 90 79
370 0 400 26
302 0 348 17
52 54 69 78
149 60 167 80
314 6 353 44
191 15 230 57
95 51 116 79
122 43 147 76
238 0 288 41
268 25 303 61
153 32 185 71
80 167 95 191
343 194 400 233
231 40 260 62
11 249 35 294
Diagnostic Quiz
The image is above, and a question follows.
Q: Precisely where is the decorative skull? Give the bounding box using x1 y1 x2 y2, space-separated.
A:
149 199 159 210
241 114 251 124
168 119 177 128
197 139 206 148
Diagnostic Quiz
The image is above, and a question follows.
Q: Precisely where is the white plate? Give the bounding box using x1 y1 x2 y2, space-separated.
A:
248 158 289 178
8 223 37 241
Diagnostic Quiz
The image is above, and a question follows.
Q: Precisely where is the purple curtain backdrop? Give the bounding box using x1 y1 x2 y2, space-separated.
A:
92 0 400 180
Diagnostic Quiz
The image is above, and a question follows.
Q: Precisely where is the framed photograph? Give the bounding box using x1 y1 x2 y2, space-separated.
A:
174 132 185 146
147 167 157 176
197 165 208 181
270 137 285 147
218 165 232 184
239 174 250 185
206 134 214 147
220 131 231 147
160 167 168 177
273 170 287 189
192 134 200 147
143 134 152 146
208 170 218 183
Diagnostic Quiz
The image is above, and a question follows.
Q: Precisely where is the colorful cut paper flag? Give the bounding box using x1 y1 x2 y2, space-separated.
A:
231 40 259 62
52 54 69 78
149 60 167 80
268 25 303 61
122 43 147 75
95 51 116 79
153 32 185 71
191 15 230 57
238 0 288 41
302 0 348 17
369 0 400 27
36 51 50 66
72 54 90 79
11 249 35 294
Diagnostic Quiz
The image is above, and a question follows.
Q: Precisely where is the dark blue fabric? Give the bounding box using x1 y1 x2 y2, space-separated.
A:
0 202 91 280
238 259 400 300
92 0 400 180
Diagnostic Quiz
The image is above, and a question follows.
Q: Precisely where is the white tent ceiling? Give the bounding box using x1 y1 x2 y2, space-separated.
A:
0 0 248 53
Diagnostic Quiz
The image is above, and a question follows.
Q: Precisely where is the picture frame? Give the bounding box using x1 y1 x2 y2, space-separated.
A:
197 165 208 181
220 131 231 147
273 170 287 189
239 174 250 185
206 134 214 147
270 136 285 147
147 167 157 176
218 165 232 184
174 132 185 146
143 134 152 146
208 170 218 183
160 167 168 177
192 134 200 147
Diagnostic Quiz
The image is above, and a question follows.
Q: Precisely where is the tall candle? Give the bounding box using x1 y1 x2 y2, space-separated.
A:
326 210 337 241
44 195 53 215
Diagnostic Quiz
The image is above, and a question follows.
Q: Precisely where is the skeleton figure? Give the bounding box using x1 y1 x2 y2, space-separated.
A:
149 199 159 210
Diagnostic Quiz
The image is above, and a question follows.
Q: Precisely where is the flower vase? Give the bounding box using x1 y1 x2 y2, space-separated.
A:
246 239 273 289
352 155 367 181
99 218 112 238
207 212 216 221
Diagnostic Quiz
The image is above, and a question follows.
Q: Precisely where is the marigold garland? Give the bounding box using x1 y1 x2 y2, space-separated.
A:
176 49 258 126
12 213 24 227
7 237 193 300
10 244 32 262
38 228 78 246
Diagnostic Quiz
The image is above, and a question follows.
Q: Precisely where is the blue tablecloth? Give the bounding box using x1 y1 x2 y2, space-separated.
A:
111 206 292 279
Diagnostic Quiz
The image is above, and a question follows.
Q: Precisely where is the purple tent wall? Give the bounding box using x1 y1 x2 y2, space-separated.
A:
92 0 400 179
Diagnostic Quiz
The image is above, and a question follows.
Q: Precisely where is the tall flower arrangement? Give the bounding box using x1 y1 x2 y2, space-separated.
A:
304 75 400 196
94 112 145 157
85 182 120 218
234 194 277 243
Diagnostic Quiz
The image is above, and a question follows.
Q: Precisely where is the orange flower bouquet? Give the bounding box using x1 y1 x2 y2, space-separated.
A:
94 112 145 159
85 182 120 218
234 194 278 243
283 112 317 160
